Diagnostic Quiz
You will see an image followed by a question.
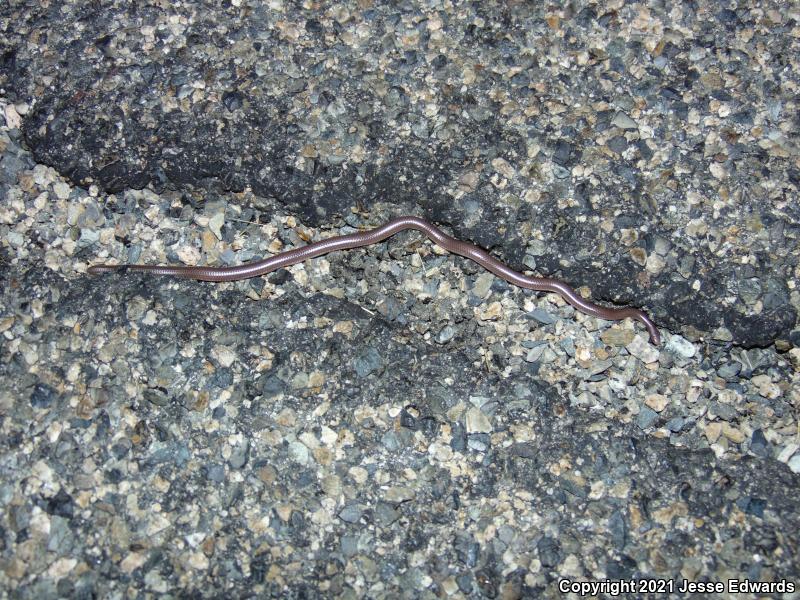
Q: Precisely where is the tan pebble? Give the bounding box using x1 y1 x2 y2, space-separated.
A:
472 272 494 299
257 465 277 484
441 578 459 595
333 320 353 335
384 486 415 503
0 317 14 333
491 157 516 179
308 370 325 388
630 247 647 266
120 552 147 573
601 328 635 346
645 393 668 412
4 557 26 579
709 162 727 180
275 504 293 522
751 374 781 399
47 557 77 579
479 301 504 321
619 229 639 246
458 171 479 192
645 253 666 275
722 423 745 444
786 348 800 371
652 501 688 525
201 230 217 252
319 426 338 446
313 447 332 465
349 466 368 484
208 213 224 239
711 327 733 342
202 537 215 557
212 345 236 368
176 245 201 265
704 422 722 443
187 551 209 570
4 103 22 128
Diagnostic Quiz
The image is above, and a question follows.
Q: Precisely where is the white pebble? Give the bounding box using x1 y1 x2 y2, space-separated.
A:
665 334 696 358
777 444 799 463
288 441 310 464
53 181 71 200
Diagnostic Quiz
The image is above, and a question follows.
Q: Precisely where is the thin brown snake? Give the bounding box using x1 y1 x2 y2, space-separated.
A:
88 215 661 345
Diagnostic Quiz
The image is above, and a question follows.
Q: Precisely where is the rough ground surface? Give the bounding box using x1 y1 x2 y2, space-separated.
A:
1 1 799 598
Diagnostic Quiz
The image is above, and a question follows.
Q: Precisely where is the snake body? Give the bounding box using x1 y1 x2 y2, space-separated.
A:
88 215 660 345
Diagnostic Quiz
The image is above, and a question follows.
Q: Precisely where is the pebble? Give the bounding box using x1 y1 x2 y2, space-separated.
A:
465 408 492 434
611 112 639 130
665 335 696 359
559 337 575 357
77 227 100 248
626 335 660 364
722 423 746 444
384 486 415 504
525 344 547 363
450 422 467 452
636 407 659 429
229 441 249 469
751 374 781 399
208 212 225 239
704 422 722 444
587 359 614 376
337 503 364 524
717 362 742 381
607 136 627 154
471 272 494 299
52 181 71 200
666 417 686 432
375 502 401 526
708 402 737 422
645 253 666 275
601 328 635 347
749 429 768 457
381 431 403 451
711 327 734 342
206 464 225 483
467 434 490 452
644 393 669 412
777 444 799 463
0 153 27 183
353 347 384 377
436 325 456 344
340 535 358 557
288 441 310 465
30 383 56 408
479 301 504 321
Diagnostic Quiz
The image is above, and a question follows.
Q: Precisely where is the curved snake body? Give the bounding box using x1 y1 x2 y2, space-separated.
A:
88 216 660 345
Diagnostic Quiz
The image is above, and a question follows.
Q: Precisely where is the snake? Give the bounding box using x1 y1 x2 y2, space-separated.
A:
88 215 660 345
